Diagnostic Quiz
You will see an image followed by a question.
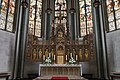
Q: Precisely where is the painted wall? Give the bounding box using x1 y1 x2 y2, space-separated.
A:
0 30 15 79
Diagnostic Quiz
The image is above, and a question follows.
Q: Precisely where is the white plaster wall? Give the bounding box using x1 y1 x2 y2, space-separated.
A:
106 30 120 73
0 30 15 77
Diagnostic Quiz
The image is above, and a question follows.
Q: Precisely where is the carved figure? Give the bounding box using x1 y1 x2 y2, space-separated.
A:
85 49 89 60
79 49 82 60
45 49 49 58
33 49 37 60
39 49 42 59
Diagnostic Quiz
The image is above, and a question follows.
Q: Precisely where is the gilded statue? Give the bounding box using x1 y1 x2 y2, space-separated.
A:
39 49 42 59
79 49 82 60
33 49 37 60
58 31 63 38
67 49 70 54
67 49 70 58
73 49 76 59
45 49 49 58
85 49 89 60
51 49 54 59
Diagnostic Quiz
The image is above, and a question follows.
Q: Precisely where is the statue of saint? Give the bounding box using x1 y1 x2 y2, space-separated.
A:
58 31 63 38
79 49 82 60
51 49 54 59
33 49 37 60
67 49 70 58
85 49 89 60
45 49 49 58
39 49 42 59
73 49 76 59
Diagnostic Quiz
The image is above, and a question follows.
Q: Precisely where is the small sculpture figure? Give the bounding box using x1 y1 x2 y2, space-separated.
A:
45 49 49 58
73 49 76 59
39 49 42 59
79 49 82 60
51 49 54 59
33 49 37 60
85 49 89 60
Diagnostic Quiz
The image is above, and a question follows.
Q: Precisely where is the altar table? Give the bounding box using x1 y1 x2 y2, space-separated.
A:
39 64 82 77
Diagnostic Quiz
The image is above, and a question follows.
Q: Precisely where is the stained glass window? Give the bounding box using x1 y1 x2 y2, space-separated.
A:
29 0 42 37
79 0 93 37
55 0 67 33
106 0 120 31
0 0 15 32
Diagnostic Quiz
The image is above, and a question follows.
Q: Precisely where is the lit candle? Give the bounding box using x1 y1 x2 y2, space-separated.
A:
54 55 55 61
76 55 78 61
66 55 67 60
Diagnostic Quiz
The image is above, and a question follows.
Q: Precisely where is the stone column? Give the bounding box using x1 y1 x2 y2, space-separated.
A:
69 0 76 40
45 0 52 40
92 0 109 79
12 0 29 79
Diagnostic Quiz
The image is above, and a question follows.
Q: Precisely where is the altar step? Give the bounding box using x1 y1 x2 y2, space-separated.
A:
33 75 88 80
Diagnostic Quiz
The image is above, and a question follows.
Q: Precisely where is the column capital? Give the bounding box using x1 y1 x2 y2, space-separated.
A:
21 1 28 8
93 0 100 8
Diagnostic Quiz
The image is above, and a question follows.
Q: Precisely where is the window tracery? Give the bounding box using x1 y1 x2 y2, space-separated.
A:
0 0 15 32
106 0 120 31
79 0 93 37
29 0 42 37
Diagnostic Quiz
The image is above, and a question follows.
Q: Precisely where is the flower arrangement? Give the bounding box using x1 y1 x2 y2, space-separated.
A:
43 57 52 64
68 57 76 64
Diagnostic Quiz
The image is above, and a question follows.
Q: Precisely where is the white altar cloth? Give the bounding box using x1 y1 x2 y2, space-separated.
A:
39 64 82 77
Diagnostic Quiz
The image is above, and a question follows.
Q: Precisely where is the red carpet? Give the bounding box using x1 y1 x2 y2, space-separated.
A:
51 76 69 80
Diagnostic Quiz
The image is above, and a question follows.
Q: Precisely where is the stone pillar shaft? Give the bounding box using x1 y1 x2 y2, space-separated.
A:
93 0 109 79
12 0 29 79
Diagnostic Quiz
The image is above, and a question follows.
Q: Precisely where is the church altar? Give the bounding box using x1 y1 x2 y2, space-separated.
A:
39 64 82 77
33 64 87 80
33 75 87 80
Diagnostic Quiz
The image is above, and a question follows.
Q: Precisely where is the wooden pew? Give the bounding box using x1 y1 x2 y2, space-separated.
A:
110 72 120 80
0 72 10 80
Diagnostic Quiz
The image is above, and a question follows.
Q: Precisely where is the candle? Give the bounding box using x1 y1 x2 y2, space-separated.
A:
66 55 67 60
49 53 51 57
70 53 72 58
43 55 45 60
76 55 78 61
80 64 82 76
54 55 55 61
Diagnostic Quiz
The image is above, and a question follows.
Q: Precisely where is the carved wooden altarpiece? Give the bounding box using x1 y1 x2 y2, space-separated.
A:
26 23 95 64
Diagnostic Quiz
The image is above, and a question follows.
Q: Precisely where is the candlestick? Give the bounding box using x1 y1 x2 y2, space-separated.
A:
66 55 67 60
54 55 55 61
70 53 72 58
49 53 51 58
43 55 45 60
80 64 82 76
76 55 78 61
